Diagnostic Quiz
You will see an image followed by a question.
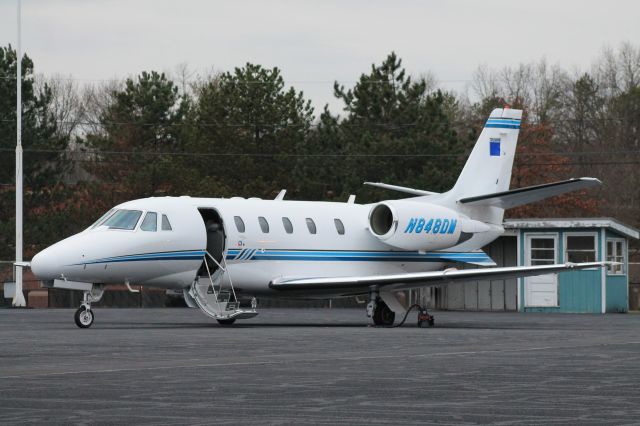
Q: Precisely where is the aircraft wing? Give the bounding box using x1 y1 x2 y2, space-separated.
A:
269 262 607 291
457 177 601 209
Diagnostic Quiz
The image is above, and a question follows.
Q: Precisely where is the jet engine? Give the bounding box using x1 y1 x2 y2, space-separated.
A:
368 201 487 251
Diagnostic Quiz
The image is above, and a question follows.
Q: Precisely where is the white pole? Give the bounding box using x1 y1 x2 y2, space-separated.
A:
13 0 26 307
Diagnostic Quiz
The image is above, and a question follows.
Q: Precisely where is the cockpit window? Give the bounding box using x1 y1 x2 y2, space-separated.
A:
103 209 142 230
140 212 157 231
161 214 172 231
90 209 116 229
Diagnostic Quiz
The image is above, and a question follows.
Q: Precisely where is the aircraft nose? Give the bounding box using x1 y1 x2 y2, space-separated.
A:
31 246 60 280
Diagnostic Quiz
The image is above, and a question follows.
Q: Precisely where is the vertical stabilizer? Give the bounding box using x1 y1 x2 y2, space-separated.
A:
450 108 522 200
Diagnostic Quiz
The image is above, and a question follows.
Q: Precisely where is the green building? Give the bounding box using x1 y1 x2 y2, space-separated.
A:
431 218 638 313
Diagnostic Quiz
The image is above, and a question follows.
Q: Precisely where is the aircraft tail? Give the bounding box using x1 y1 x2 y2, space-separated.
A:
449 108 522 200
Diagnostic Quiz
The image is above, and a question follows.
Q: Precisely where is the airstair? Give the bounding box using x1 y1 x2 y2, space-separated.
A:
188 251 258 322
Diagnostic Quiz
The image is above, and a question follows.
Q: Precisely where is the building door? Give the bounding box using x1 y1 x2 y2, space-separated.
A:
525 235 558 307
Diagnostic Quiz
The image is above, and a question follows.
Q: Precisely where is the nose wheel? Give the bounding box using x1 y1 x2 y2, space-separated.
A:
73 285 104 328
74 306 94 328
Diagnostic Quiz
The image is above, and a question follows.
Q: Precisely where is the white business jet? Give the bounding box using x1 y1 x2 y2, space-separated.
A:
31 108 604 328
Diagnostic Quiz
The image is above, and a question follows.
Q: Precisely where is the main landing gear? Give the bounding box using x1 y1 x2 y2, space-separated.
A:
367 288 435 328
74 285 104 328
368 297 395 326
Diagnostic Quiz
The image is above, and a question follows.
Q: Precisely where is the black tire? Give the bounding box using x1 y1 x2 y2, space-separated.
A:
217 318 236 326
372 300 395 326
74 307 94 328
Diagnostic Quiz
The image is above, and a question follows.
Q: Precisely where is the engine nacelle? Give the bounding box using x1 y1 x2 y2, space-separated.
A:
368 201 467 251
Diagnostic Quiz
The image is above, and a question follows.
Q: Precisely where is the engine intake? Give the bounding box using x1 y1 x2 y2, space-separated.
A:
370 203 396 237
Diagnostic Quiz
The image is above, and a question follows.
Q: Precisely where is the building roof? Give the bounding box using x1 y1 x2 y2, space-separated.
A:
503 218 640 240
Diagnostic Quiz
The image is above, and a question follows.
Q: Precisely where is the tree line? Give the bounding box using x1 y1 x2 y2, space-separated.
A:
0 44 639 260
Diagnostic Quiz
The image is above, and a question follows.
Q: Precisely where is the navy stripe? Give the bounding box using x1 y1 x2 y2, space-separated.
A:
71 250 206 266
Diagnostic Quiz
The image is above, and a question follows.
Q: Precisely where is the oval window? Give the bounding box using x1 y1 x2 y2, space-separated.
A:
258 216 270 233
334 218 345 235
282 217 293 234
306 218 317 235
234 216 245 233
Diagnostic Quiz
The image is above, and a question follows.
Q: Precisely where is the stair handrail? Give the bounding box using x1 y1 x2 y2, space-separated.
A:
220 253 238 305
205 251 239 305
202 255 223 312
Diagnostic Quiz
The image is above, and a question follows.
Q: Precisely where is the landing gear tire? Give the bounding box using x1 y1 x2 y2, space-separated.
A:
372 299 395 326
217 318 236 326
74 307 94 328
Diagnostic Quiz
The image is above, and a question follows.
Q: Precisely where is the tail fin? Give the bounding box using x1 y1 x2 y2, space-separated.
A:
450 108 522 199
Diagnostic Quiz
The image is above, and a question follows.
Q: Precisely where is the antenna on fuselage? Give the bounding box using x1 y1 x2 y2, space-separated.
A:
274 189 286 201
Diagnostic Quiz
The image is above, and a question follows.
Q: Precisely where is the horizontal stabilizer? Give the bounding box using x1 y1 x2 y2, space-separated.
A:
364 182 439 196
270 262 608 291
457 178 601 209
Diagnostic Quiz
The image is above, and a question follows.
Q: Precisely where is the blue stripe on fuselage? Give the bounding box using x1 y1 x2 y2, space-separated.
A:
71 249 492 266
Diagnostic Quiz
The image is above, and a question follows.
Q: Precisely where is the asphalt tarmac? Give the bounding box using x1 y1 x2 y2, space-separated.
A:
1 308 640 425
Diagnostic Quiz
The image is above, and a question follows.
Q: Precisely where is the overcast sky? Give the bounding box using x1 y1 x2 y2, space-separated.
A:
1 0 639 113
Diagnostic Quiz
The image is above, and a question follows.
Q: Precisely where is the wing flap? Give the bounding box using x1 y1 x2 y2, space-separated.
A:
457 178 601 209
269 262 607 291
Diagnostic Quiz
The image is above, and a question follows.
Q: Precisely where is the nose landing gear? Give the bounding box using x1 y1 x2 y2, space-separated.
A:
74 306 94 328
74 285 104 328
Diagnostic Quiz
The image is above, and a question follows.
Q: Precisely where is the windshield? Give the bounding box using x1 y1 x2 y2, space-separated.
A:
89 209 116 229
102 209 143 230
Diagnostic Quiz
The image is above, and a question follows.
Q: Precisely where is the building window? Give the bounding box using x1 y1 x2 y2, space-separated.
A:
161 214 172 231
334 218 345 235
306 218 317 234
282 217 293 234
234 216 245 233
606 239 625 275
565 234 596 263
258 217 270 233
140 212 157 232
530 237 556 265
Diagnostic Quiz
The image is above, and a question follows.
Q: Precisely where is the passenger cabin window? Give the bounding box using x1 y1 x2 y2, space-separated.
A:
334 218 345 235
258 216 270 233
140 212 157 231
234 216 245 233
103 210 142 230
565 235 596 263
606 239 625 275
282 217 293 234
161 214 172 231
306 218 317 234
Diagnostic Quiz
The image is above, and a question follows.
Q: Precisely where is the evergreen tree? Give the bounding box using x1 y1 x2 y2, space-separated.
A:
309 52 463 202
189 64 314 198
0 45 66 260
0 45 65 186
85 71 189 198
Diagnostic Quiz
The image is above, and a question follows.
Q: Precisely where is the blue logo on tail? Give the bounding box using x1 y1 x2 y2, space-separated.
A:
490 138 501 156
